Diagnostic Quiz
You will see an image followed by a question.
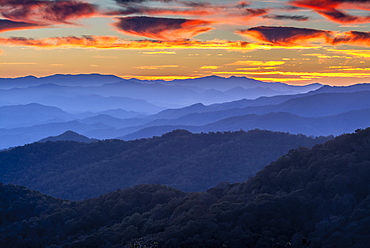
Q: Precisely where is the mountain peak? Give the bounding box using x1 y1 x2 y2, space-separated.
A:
38 130 98 143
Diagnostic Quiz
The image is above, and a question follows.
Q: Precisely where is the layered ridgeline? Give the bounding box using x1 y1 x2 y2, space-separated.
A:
0 74 324 149
2 128 370 247
2 74 370 149
0 129 331 200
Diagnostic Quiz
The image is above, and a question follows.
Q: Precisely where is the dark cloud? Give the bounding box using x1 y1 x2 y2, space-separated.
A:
113 16 212 40
238 26 332 45
238 26 370 47
0 19 43 32
263 14 309 21
0 0 97 25
244 8 268 16
180 1 211 8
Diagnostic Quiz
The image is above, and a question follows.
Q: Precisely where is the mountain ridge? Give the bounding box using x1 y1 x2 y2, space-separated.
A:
1 128 370 247
0 129 331 200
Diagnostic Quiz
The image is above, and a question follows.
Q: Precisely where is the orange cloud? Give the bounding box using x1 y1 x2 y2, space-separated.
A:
332 31 370 46
229 60 286 66
215 70 370 78
0 35 257 50
200 65 221 69
241 67 281 70
122 75 203 81
142 51 176 54
134 65 179 69
113 16 213 40
0 62 37 65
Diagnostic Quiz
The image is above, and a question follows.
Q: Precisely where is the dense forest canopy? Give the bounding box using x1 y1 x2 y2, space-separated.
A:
1 128 370 247
0 129 331 200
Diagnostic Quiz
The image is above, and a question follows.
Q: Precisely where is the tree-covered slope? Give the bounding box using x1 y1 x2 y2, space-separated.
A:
2 128 370 247
0 129 330 200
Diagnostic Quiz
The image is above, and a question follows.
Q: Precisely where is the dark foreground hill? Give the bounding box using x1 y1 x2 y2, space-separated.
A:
2 128 370 247
0 129 330 200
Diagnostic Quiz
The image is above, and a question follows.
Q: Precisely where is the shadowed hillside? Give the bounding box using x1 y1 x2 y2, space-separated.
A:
0 129 331 200
1 128 370 247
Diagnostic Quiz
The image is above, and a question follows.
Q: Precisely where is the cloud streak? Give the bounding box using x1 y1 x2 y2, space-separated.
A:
134 64 178 69
290 0 370 24
0 35 256 50
113 16 213 40
263 15 309 21
0 19 43 32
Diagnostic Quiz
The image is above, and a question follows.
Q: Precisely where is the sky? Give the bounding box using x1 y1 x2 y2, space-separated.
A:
0 0 370 85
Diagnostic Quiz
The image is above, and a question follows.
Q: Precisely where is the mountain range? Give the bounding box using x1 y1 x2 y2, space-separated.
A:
1 74 370 149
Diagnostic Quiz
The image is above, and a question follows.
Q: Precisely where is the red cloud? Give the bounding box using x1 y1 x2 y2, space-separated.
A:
0 19 43 32
238 26 332 46
0 35 253 50
113 16 213 40
0 31 369 50
0 0 97 25
332 31 370 46
290 0 370 23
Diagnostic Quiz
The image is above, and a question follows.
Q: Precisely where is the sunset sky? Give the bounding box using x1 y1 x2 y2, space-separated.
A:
1 0 370 85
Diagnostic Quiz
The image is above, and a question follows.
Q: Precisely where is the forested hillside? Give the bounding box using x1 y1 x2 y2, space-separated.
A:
2 128 370 247
0 129 330 200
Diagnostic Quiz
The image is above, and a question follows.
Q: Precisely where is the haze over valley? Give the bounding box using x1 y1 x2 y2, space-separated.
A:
2 74 370 149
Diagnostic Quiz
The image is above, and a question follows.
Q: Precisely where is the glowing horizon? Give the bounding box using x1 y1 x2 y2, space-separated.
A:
1 0 369 86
